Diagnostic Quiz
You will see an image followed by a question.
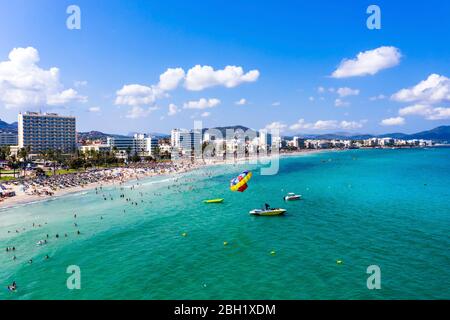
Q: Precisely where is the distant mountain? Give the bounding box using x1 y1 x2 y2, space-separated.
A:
377 132 409 139
78 130 169 142
291 126 450 142
77 131 128 142
127 131 170 138
0 120 17 133
407 126 450 140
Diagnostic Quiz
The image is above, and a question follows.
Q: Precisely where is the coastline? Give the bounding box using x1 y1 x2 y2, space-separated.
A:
0 149 328 210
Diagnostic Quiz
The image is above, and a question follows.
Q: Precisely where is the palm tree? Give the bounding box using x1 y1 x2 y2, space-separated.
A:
8 155 18 178
17 148 25 177
154 146 161 161
0 146 10 179
18 147 31 177
0 146 10 160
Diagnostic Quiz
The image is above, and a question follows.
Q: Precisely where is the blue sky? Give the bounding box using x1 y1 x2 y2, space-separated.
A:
0 0 449 134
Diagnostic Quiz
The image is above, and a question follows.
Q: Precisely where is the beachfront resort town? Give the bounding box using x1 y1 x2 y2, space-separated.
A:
0 111 440 200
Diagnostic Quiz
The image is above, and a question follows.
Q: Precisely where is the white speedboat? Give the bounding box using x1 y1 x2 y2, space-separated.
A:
249 208 287 216
284 193 301 201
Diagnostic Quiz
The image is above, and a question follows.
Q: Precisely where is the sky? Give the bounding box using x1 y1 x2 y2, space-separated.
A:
0 0 449 135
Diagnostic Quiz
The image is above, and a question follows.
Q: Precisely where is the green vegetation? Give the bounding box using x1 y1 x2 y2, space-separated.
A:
45 168 84 176
0 170 15 174
0 176 15 182
0 146 168 178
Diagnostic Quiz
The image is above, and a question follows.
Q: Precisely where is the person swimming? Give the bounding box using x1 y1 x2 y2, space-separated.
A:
7 281 17 292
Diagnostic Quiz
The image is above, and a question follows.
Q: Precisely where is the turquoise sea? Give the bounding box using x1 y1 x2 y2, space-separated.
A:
1 148 449 300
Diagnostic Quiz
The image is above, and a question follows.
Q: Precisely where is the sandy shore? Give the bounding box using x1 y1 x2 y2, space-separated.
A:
0 149 328 209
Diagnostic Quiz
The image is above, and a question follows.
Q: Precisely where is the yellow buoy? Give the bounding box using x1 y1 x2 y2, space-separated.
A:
270 250 276 256
336 260 343 264
223 241 228 246
182 232 187 237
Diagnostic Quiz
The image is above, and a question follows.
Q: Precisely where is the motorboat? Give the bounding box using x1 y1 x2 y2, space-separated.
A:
284 193 301 201
249 208 287 216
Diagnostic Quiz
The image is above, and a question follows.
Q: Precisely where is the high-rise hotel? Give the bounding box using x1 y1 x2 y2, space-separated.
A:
18 112 77 154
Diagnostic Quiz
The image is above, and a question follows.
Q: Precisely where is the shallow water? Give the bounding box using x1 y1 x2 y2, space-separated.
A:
1 148 449 299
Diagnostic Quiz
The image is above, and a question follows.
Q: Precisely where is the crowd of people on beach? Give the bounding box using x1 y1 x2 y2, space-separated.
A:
0 161 204 204
3 161 218 293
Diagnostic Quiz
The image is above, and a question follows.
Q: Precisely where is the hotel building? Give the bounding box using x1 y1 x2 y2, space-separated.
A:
171 129 202 156
0 131 18 146
106 134 159 157
18 112 77 154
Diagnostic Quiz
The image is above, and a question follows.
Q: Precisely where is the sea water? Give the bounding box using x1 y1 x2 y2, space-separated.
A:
0 148 449 300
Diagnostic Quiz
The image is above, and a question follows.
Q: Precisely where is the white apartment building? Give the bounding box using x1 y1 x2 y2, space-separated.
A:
79 144 111 154
107 134 159 157
18 112 76 154
258 130 273 150
171 129 202 156
379 138 395 146
0 132 18 146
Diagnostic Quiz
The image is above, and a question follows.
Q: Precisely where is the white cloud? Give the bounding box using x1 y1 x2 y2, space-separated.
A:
309 96 315 102
201 112 211 118
369 94 386 101
337 87 360 97
289 119 366 131
391 74 450 121
0 47 87 108
399 104 450 120
116 64 259 113
317 86 325 93
74 80 88 88
158 68 185 91
264 121 287 132
272 101 281 106
184 65 259 91
398 104 431 117
427 107 450 120
289 119 309 131
313 120 340 130
380 117 405 126
88 106 101 113
115 84 164 107
331 46 401 78
391 74 450 104
167 103 180 116
126 106 158 119
183 98 220 110
335 98 350 107
235 98 247 105
340 120 366 130
48 88 87 105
